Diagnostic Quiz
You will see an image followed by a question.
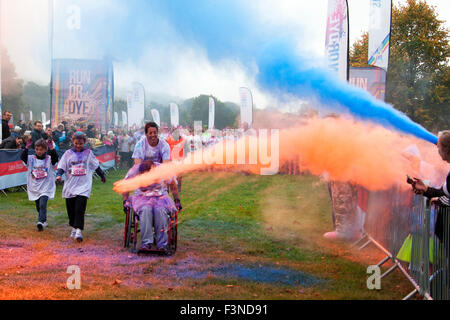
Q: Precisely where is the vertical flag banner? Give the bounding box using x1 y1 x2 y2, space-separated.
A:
106 60 114 129
170 103 179 128
151 109 161 127
239 87 253 128
126 92 132 127
114 112 119 127
128 82 145 128
29 111 33 121
51 59 112 130
369 0 392 71
325 0 349 81
349 67 387 101
208 97 215 130
122 111 128 131
41 112 47 129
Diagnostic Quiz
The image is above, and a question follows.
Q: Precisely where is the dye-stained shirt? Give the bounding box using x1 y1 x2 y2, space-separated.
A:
125 163 176 198
26 154 56 201
125 163 177 213
57 148 99 199
132 136 171 163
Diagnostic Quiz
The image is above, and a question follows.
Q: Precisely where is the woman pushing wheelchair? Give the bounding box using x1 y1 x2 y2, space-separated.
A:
122 160 182 254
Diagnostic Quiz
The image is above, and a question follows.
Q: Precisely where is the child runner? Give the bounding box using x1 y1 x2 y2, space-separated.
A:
21 138 59 231
56 132 106 242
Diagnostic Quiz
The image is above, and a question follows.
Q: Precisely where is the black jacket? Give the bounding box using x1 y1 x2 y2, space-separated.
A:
30 129 48 148
2 119 10 140
424 172 450 199
0 135 19 149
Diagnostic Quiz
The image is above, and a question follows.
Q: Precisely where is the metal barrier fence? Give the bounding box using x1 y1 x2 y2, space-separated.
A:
355 187 449 300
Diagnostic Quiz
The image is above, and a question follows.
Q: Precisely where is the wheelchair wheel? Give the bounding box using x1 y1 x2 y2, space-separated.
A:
132 214 139 253
166 210 178 256
124 208 132 248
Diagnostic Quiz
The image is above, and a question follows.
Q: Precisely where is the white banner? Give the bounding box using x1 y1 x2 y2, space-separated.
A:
114 112 119 127
369 0 391 71
122 111 128 130
208 97 215 130
239 87 253 128
128 82 145 128
325 0 349 81
151 109 161 127
170 103 179 128
29 110 33 121
41 112 47 129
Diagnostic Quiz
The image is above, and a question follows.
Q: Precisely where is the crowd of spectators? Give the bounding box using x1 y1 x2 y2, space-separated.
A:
2 110 302 174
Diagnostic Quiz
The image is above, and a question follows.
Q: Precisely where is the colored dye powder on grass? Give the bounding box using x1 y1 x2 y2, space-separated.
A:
212 263 324 287
169 262 324 287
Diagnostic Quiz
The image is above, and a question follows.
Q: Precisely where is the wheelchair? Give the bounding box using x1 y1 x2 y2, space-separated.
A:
123 206 179 256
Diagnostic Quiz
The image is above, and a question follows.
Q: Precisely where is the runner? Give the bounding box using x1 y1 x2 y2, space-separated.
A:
21 138 59 231
56 132 106 242
166 128 186 192
132 122 171 165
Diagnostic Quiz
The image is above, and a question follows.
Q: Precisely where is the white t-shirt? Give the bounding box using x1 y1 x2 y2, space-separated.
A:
57 149 99 199
132 136 171 163
26 155 56 201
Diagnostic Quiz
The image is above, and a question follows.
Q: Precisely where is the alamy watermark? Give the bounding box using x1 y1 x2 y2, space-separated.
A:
174 121 280 175
366 265 381 290
66 265 81 290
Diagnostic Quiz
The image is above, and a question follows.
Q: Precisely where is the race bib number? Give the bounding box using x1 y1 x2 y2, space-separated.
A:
143 190 161 197
71 164 87 176
32 168 48 180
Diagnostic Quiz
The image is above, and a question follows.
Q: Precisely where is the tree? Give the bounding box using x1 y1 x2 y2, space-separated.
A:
189 95 239 129
349 0 449 132
349 32 369 68
23 82 50 121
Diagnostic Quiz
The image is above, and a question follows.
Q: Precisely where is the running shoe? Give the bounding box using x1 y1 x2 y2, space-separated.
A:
75 229 83 242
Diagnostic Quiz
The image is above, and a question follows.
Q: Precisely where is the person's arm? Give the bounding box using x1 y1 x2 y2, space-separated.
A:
131 139 144 165
56 151 68 182
95 166 106 183
423 187 446 198
169 179 181 210
414 175 450 198
161 141 171 164
48 148 59 166
56 168 64 182
21 147 29 164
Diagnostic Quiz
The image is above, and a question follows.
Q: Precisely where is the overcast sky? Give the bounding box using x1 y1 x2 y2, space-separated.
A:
1 0 449 107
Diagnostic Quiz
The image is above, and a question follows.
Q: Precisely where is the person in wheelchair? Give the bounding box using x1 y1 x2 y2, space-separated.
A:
122 160 182 253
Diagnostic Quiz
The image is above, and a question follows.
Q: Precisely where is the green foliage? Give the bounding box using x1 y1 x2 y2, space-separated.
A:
23 82 50 120
145 95 239 129
349 32 369 68
189 94 239 129
349 0 449 132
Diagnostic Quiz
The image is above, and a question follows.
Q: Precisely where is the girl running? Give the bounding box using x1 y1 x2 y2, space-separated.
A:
21 138 59 231
56 132 106 242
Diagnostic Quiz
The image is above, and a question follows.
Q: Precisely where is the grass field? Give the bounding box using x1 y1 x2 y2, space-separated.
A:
0 169 415 299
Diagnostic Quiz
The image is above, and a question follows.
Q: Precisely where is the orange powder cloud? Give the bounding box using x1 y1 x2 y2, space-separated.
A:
113 117 448 194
